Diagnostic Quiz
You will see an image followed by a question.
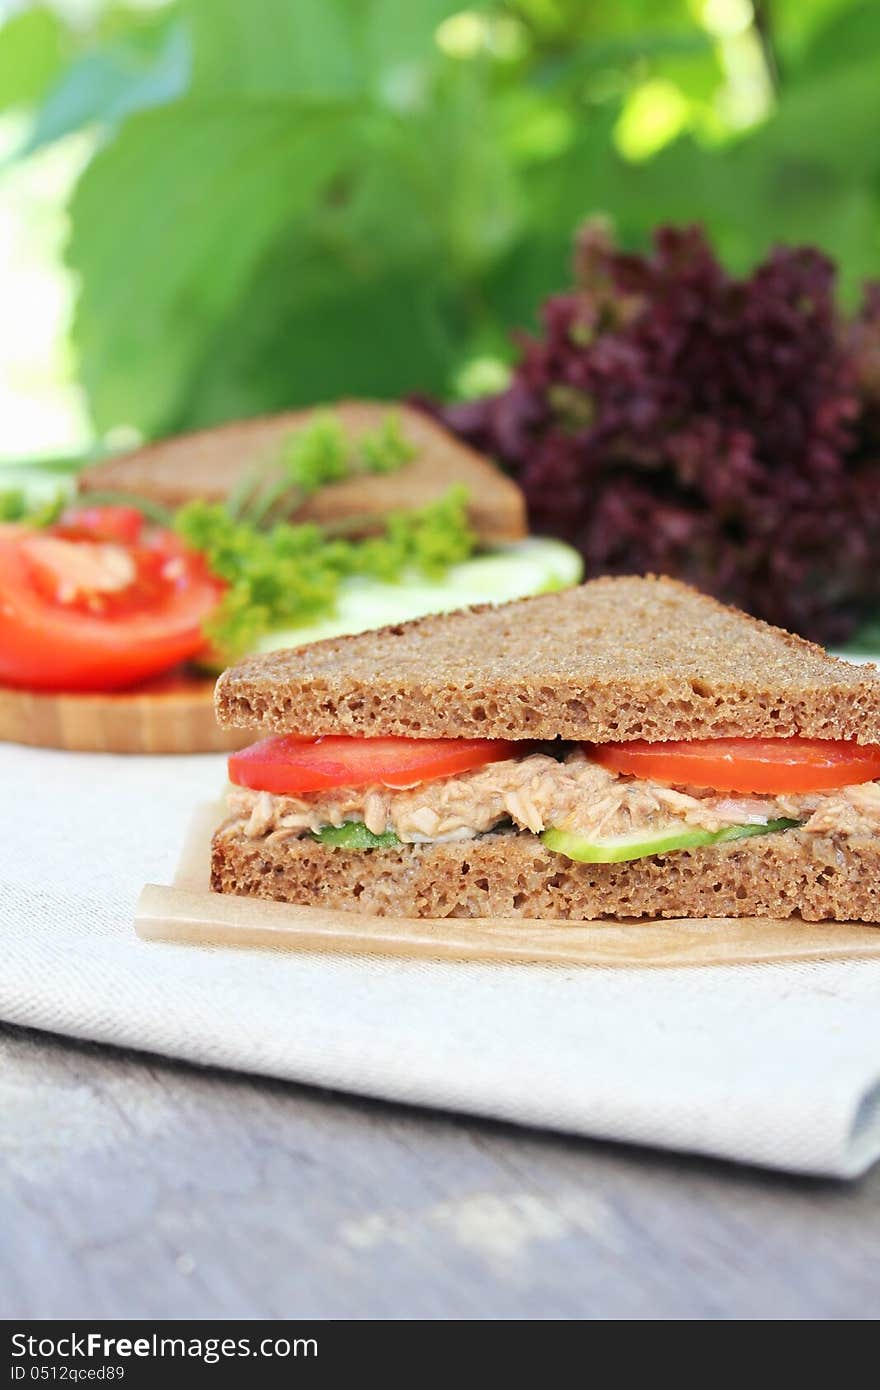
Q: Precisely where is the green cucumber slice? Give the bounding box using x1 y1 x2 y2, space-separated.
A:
311 821 401 850
541 818 800 864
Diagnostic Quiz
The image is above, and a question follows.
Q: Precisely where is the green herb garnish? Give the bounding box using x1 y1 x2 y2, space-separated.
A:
174 483 475 660
280 412 349 490
358 412 417 474
0 489 28 522
0 485 169 529
231 409 419 528
0 488 66 527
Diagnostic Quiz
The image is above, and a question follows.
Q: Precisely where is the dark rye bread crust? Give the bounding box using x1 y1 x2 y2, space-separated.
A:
210 824 880 922
215 576 880 744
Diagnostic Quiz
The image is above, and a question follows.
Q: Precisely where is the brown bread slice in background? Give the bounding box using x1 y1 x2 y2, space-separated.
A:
214 575 880 744
77 399 526 545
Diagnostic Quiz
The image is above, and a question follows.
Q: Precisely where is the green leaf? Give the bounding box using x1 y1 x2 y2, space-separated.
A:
516 57 880 305
778 0 877 75
359 0 465 98
67 98 359 436
187 0 463 102
20 23 190 157
765 60 880 181
312 822 401 850
183 251 465 424
188 0 363 100
533 28 713 95
54 0 880 448
411 68 525 273
0 6 66 111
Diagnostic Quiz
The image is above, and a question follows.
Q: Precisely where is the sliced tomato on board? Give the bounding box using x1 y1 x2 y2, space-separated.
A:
0 507 224 692
229 734 520 794
589 737 880 794
56 504 146 546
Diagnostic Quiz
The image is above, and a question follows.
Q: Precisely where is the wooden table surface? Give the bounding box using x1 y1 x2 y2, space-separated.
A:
2 1021 878 1321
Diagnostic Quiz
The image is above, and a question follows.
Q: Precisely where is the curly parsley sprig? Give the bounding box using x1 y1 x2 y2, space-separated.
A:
174 484 475 660
230 410 418 527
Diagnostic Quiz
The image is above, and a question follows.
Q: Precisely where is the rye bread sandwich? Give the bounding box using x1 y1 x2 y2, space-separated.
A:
211 576 880 923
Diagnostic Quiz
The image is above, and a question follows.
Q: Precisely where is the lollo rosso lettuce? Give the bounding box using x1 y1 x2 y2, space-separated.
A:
434 220 880 645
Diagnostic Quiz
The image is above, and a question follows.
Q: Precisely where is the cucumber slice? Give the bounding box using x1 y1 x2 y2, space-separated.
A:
439 538 584 600
541 818 799 864
311 821 401 850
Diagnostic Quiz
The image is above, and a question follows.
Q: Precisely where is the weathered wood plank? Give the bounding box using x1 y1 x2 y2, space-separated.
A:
1 1022 878 1320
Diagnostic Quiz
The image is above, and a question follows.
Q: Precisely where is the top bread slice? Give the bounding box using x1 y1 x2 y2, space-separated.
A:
214 575 880 744
77 399 526 546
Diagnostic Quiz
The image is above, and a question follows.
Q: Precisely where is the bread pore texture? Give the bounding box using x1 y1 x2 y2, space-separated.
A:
211 823 880 923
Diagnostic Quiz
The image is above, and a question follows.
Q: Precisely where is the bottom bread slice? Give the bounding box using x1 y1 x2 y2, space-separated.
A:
210 823 880 922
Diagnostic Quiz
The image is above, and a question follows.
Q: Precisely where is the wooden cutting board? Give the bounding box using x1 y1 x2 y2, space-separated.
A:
0 672 250 755
133 803 880 967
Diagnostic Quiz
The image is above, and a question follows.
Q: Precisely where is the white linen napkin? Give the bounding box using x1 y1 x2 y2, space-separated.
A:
3 741 880 1178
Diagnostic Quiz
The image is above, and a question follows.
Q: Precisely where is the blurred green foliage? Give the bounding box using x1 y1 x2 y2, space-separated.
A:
3 0 879 442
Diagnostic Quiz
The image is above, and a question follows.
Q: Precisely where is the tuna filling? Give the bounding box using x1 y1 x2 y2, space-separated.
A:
227 747 880 845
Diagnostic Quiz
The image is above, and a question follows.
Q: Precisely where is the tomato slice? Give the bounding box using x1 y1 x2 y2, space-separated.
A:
0 507 224 692
57 505 145 546
229 734 520 794
589 737 880 794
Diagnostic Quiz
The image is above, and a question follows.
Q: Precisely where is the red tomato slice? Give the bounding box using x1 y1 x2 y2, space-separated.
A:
58 505 145 546
0 509 224 692
229 734 520 794
589 737 880 794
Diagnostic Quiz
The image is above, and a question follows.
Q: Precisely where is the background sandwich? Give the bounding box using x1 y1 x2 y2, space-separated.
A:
212 576 880 922
78 400 525 545
1 401 580 754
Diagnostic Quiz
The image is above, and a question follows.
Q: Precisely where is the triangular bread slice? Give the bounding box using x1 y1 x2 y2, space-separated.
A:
77 400 526 546
215 575 880 744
